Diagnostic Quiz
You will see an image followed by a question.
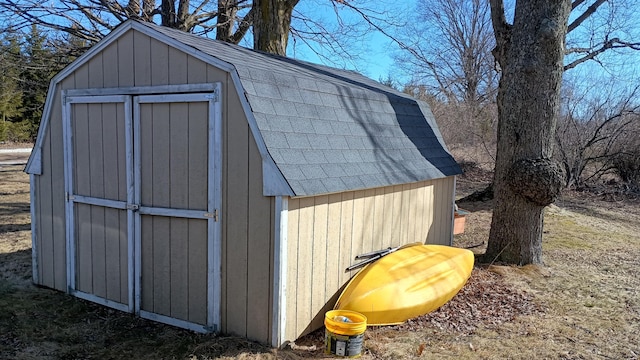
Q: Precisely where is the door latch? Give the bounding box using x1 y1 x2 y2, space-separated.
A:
127 204 139 211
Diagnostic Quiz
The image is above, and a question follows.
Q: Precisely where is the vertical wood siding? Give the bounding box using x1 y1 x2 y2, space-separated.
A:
137 100 209 324
284 176 455 340
219 63 274 343
71 101 128 304
34 29 275 342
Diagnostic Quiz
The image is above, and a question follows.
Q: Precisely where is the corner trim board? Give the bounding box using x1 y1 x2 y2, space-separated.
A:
29 174 39 284
450 176 456 246
271 196 289 347
208 82 223 331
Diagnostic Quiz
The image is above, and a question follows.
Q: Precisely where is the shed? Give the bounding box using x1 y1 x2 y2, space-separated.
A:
25 20 461 347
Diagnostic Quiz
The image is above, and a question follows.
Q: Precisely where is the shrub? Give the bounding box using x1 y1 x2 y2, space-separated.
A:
0 120 33 142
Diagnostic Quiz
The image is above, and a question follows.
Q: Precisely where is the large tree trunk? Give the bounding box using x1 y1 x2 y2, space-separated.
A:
216 0 238 42
252 0 299 55
484 0 570 264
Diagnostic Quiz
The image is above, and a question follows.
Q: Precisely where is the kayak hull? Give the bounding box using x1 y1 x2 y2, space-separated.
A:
334 244 474 326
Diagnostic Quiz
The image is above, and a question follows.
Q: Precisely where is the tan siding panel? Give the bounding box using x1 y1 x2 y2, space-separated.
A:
310 195 328 331
133 31 151 86
325 193 342 308
382 187 394 248
49 91 67 290
400 184 411 244
152 216 171 316
424 182 435 243
362 189 375 255
74 63 89 89
169 103 189 209
88 104 106 299
407 183 420 243
152 103 171 316
224 80 249 336
283 177 457 340
87 104 105 198
187 219 208 325
73 103 91 293
169 217 188 320
168 102 189 319
168 47 188 85
415 183 426 243
295 197 314 336
117 31 135 87
119 211 128 303
372 188 385 251
101 42 119 88
116 102 128 302
391 185 402 247
104 208 124 303
186 102 208 211
338 192 354 288
87 52 103 88
102 103 124 202
140 215 153 311
350 191 365 264
186 101 209 325
152 103 171 207
38 128 54 288
187 56 208 84
246 137 271 343
140 102 154 311
102 102 125 303
150 38 169 86
206 64 227 84
76 203 93 293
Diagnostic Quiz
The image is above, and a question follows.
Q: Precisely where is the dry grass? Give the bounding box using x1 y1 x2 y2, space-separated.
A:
1 161 640 359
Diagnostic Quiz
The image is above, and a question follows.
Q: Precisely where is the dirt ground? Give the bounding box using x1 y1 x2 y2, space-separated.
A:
1 160 640 359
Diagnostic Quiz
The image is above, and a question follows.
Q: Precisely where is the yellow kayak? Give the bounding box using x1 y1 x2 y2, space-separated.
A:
334 244 474 325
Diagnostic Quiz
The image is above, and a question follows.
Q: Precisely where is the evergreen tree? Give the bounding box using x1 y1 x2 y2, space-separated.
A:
21 24 58 139
0 30 24 125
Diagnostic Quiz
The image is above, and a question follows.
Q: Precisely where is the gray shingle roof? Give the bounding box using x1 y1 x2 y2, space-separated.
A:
141 22 461 197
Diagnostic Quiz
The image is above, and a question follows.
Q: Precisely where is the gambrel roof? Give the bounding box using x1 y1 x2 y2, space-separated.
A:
27 20 461 197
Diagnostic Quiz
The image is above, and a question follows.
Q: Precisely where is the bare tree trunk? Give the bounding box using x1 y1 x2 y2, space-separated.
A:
252 0 299 55
217 0 238 41
161 0 176 27
484 0 569 264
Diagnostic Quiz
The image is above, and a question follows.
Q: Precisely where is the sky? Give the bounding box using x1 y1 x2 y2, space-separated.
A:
272 0 640 95
2 0 638 94
282 0 639 94
283 0 414 83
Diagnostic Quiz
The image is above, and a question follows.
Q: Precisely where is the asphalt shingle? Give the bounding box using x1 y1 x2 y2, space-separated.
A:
140 22 462 197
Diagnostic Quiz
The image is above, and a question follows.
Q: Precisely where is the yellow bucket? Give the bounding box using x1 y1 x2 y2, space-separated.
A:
324 310 367 357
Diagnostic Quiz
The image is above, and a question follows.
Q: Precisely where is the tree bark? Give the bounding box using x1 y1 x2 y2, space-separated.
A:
252 0 299 55
216 0 238 42
484 0 571 265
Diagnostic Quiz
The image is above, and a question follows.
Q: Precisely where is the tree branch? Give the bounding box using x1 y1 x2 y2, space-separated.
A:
567 0 606 34
565 38 640 70
488 0 511 67
571 0 588 10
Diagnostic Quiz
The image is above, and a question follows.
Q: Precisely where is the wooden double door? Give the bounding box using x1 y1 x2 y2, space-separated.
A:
62 90 221 332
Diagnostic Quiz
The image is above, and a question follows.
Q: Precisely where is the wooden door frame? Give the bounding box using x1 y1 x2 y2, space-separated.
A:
133 89 222 333
61 94 135 313
62 83 222 333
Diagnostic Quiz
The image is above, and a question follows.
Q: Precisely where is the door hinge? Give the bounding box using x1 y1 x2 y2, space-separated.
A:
204 209 219 221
